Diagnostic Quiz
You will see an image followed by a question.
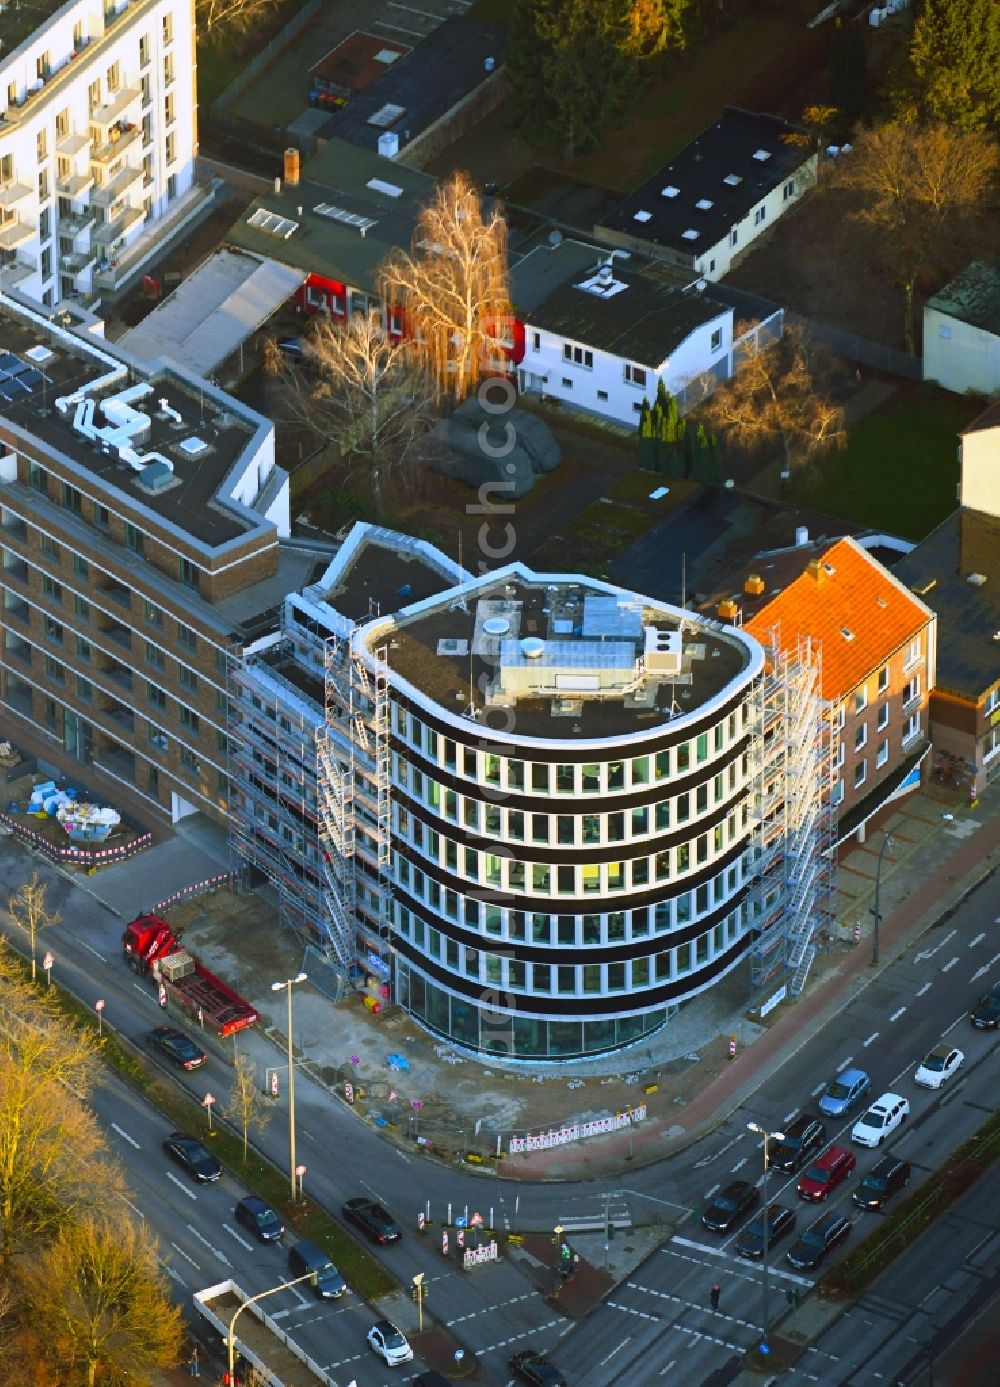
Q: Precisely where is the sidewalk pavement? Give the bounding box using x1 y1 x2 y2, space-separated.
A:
500 778 1000 1180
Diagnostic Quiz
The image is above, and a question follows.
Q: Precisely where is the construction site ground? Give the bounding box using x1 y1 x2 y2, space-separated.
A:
162 770 989 1180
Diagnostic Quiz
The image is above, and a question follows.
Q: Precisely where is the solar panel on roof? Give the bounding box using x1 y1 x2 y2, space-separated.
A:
17 368 44 389
8 359 33 377
0 378 28 400
0 353 20 375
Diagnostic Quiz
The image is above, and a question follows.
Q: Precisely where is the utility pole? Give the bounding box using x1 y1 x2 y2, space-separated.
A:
747 1120 785 1360
870 833 894 967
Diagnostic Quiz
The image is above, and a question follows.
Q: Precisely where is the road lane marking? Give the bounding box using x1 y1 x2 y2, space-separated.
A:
111 1122 139 1149
942 1013 965 1035
600 1339 629 1366
163 1264 186 1288
704 1183 721 1199
671 1236 728 1256
863 1032 879 1047
122 1196 144 1221
730 1157 748 1172
166 1171 197 1201
659 1361 677 1377
838 1056 854 1070
79 939 108 963
811 1083 825 1097
170 1242 200 1270
889 1007 906 1022
186 1223 231 1266
969 932 986 948
916 982 932 996
942 957 959 973
222 1223 255 1252
783 1109 800 1126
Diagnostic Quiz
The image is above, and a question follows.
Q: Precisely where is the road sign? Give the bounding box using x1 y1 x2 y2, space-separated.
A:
42 952 53 970
411 1099 424 1111
202 1093 216 1108
295 1164 307 1176
441 1230 448 1256
271 1071 279 1098
158 984 167 1008
470 1211 484 1227
95 999 105 1012
344 1081 354 1104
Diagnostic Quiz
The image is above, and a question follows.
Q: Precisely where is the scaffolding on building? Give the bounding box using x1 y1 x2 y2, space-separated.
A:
749 629 838 999
227 642 326 943
315 632 358 969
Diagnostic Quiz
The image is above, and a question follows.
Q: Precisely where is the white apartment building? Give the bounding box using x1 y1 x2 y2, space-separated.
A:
0 0 198 309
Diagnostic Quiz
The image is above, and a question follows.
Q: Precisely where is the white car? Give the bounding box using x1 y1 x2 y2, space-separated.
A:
367 1320 413 1367
914 1043 964 1089
851 1092 909 1148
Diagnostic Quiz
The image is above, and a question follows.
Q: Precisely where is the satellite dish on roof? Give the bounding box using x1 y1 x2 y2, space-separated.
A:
521 637 545 660
548 229 563 247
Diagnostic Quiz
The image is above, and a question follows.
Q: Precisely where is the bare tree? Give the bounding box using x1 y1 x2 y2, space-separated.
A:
18 1213 182 1387
196 0 286 38
826 121 1000 353
692 322 845 475
265 312 433 518
378 172 512 402
222 1049 273 1164
7 872 59 983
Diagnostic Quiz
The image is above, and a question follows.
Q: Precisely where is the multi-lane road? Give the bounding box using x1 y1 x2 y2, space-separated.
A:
2 837 997 1385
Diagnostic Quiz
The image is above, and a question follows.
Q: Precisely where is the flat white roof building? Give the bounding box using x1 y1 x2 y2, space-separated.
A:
0 0 200 309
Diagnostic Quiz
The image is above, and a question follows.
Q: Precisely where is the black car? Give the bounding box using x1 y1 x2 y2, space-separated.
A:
770 1115 827 1175
786 1211 851 1270
288 1239 346 1299
509 1349 568 1387
147 1026 208 1071
852 1155 911 1211
701 1179 761 1234
342 1197 401 1245
734 1202 797 1260
163 1131 222 1183
235 1195 285 1242
970 983 1000 1029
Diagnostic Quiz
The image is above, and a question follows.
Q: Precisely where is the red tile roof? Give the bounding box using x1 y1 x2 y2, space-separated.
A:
744 536 932 702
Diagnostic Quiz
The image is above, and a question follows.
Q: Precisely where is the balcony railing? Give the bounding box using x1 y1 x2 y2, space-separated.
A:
93 205 143 248
0 182 32 209
91 125 141 165
90 88 142 130
91 165 142 207
57 171 95 199
0 222 33 252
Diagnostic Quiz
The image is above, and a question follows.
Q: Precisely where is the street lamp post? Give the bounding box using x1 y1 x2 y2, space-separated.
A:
226 1272 316 1384
271 972 307 1202
747 1121 785 1360
870 833 894 967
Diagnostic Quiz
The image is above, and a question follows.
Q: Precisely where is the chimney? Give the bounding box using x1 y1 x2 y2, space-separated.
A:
807 559 825 583
744 573 765 597
284 147 300 187
717 598 739 622
795 525 809 547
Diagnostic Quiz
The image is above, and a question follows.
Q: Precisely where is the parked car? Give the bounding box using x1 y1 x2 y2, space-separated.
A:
797 1145 857 1202
770 1115 827 1175
852 1155 911 1211
342 1197 401 1245
786 1211 852 1270
701 1179 761 1234
146 1025 208 1070
914 1044 964 1089
850 1093 909 1148
734 1203 797 1259
818 1067 871 1118
288 1239 346 1299
367 1320 413 1367
970 983 1000 1029
235 1195 284 1243
162 1131 221 1183
509 1349 569 1386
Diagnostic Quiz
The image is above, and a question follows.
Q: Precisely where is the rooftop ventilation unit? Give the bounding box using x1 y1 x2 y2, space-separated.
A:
662 185 680 198
695 198 714 210
681 229 700 240
644 627 682 675
482 616 510 636
367 178 402 197
841 627 855 641
437 638 469 656
633 210 652 223
521 637 545 660
967 572 987 586
247 208 299 238
752 148 772 161
723 173 742 186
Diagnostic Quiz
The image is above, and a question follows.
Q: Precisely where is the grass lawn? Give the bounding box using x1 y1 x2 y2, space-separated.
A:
781 384 975 542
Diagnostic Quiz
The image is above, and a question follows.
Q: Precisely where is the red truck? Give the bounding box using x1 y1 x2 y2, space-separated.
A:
123 913 259 1038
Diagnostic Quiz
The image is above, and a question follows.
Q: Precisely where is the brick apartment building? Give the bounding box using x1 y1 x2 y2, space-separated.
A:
741 535 937 842
0 287 313 824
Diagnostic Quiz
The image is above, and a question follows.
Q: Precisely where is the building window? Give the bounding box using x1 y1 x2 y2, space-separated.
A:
144 600 162 628
74 595 89 622
855 723 867 752
831 778 844 806
45 655 64 682
562 343 593 368
902 712 921 745
177 622 197 652
711 327 722 351
876 738 889 769
875 701 889 731
29 463 47 494
124 522 144 555
903 674 920 708
139 34 150 66
854 686 868 714
162 14 173 43
178 557 200 591
180 748 200 776
754 205 767 225
88 79 101 113
145 641 164 669
180 707 200 733
532 332 540 350
42 574 62 603
731 227 738 247
624 363 647 388
43 615 63 643
165 132 175 166
164 93 175 126
783 179 795 200
106 61 120 92
164 53 174 85
179 666 198 693
93 503 109 529
597 389 608 401
905 636 922 668
75 635 91 662
76 675 92 702
560 377 572 388
877 664 889 693
147 682 165 708
854 759 867 790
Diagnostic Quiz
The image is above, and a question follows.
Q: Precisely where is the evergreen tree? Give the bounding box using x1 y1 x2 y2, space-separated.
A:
829 20 867 120
507 0 690 159
907 0 1000 131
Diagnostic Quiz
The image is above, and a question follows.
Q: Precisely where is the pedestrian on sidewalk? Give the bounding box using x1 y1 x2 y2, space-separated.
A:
188 1345 200 1377
710 1282 721 1312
